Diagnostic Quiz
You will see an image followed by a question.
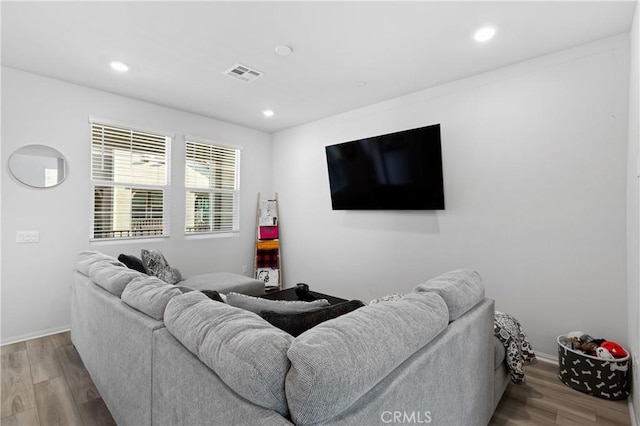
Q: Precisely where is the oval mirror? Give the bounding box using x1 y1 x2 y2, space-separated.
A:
8 145 68 188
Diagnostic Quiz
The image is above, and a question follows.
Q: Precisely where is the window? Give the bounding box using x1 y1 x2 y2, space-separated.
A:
185 140 240 234
91 120 170 240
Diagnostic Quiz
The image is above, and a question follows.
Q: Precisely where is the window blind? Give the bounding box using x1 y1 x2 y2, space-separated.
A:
91 121 170 240
185 140 240 234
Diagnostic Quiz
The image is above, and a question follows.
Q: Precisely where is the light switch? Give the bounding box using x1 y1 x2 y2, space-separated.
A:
16 230 39 243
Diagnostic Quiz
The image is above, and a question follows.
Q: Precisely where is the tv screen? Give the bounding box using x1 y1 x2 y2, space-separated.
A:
325 124 444 210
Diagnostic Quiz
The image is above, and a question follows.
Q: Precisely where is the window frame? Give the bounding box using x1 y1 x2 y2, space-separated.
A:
89 117 173 241
184 137 241 237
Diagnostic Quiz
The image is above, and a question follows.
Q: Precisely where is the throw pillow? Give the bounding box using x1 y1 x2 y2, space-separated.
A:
140 249 181 285
226 292 330 315
260 300 365 336
118 253 147 274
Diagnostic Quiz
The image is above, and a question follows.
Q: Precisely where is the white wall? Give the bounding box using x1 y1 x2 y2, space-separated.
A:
626 2 639 422
272 35 630 356
1 67 272 343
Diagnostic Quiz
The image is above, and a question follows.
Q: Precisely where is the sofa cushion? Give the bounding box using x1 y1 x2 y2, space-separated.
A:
87 260 145 297
413 269 484 320
121 276 183 320
118 253 147 274
164 292 294 416
141 249 181 284
76 250 123 276
226 292 329 315
260 300 365 337
285 291 449 425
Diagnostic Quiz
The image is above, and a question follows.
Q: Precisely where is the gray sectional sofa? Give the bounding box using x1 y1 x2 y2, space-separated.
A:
71 250 509 425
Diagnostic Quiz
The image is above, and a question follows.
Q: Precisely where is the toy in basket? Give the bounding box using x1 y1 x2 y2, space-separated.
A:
557 334 630 400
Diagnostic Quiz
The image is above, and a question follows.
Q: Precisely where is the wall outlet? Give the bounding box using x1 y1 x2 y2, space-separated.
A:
16 230 39 243
242 265 248 275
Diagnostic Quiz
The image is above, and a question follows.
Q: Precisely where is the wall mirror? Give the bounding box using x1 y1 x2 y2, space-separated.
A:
8 145 68 188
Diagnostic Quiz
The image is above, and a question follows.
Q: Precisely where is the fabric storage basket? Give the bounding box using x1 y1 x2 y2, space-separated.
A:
557 335 630 400
259 226 278 240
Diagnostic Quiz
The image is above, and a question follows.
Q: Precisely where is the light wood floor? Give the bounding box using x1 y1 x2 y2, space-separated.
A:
1 332 633 425
489 361 632 425
1 331 115 425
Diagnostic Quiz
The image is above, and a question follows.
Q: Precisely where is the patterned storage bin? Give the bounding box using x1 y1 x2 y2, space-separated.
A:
557 335 630 400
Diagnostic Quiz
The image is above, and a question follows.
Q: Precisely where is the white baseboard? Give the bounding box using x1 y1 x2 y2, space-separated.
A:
0 325 70 346
534 350 558 365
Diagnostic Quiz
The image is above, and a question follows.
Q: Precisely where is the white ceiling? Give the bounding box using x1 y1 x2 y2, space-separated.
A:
1 1 636 133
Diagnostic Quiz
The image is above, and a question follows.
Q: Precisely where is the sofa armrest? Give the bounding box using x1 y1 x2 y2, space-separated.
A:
71 271 163 426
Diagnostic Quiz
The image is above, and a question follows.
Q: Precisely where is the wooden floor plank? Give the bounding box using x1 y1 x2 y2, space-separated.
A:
501 382 598 423
556 409 600 425
0 407 40 426
596 405 633 425
49 331 71 348
33 376 83 426
491 397 557 426
77 398 117 426
55 344 100 405
26 336 63 384
0 342 27 356
489 363 631 426
1 351 37 417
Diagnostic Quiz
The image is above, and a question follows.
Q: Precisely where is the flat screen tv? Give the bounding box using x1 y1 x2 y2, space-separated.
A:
325 124 444 210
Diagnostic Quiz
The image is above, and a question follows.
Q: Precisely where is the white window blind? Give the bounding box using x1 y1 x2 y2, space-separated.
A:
91 121 170 240
185 140 240 234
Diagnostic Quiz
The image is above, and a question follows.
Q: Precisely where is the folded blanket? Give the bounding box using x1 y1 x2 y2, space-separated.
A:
257 240 279 250
256 249 279 269
494 311 536 384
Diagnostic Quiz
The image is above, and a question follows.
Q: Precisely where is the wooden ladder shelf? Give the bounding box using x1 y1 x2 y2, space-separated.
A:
254 192 282 290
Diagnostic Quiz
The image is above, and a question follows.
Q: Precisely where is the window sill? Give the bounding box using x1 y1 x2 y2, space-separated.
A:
90 235 170 245
184 232 239 240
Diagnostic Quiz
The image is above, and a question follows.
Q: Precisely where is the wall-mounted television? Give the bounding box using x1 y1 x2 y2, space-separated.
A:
325 124 444 210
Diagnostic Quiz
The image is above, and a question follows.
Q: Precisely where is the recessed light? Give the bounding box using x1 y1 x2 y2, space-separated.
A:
274 45 293 56
474 27 496 43
263 110 275 117
110 61 129 72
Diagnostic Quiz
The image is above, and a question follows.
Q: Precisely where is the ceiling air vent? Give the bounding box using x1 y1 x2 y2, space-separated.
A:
224 63 263 83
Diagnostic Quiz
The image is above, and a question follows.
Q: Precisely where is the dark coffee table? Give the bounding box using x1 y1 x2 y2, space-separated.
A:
262 285 347 305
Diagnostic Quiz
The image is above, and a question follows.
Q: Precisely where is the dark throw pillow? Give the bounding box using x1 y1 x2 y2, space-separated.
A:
259 300 365 337
118 254 147 274
201 290 225 303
